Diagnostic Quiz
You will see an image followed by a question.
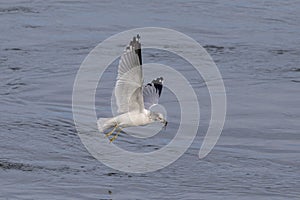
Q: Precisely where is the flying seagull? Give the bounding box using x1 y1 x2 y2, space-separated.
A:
97 35 167 142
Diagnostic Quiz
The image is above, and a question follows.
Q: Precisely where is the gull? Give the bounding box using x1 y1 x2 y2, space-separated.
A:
97 35 168 142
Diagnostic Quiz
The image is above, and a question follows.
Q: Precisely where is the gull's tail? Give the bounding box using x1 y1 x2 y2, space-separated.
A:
97 117 114 132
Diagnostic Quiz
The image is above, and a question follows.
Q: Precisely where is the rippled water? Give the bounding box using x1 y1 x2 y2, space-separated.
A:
1 0 300 199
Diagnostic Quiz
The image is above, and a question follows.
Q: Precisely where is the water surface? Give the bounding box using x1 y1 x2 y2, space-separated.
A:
1 0 300 199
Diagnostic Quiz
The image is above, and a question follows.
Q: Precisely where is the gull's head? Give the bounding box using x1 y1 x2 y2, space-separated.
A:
150 112 168 128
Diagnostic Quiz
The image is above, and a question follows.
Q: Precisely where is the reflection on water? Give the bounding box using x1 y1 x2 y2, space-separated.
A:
1 0 300 199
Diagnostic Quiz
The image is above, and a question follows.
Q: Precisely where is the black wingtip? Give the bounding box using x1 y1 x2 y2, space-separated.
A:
152 77 164 97
152 77 163 84
129 34 142 65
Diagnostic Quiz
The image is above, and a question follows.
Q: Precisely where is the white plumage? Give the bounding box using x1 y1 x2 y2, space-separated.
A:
97 35 167 141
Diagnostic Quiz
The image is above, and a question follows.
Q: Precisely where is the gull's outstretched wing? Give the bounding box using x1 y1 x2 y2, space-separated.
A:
115 35 144 113
143 77 163 109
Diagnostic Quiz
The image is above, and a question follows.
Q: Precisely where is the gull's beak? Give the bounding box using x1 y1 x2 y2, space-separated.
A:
163 120 168 130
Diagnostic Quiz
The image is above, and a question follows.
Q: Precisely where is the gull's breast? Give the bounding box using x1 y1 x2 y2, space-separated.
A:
117 110 151 127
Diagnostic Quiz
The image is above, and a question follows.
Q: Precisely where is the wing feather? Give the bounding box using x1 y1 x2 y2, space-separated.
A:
143 77 164 109
115 36 144 113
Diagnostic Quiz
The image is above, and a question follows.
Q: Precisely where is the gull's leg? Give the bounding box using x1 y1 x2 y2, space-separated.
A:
105 124 118 138
117 126 127 134
109 129 121 143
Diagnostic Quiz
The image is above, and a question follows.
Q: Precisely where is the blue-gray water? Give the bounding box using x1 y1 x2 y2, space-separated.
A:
1 0 300 199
